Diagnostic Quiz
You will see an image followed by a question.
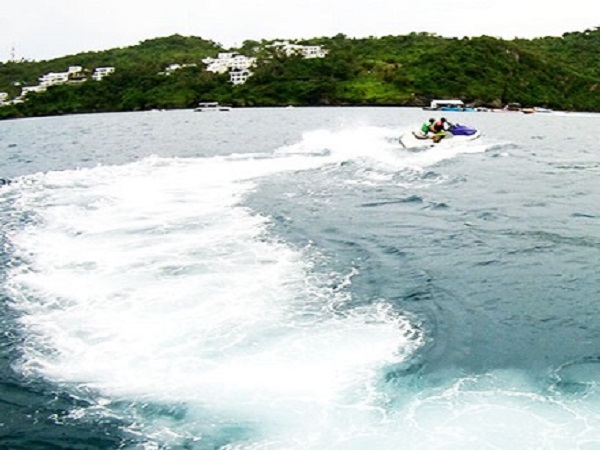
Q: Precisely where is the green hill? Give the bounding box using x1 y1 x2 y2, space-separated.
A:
1 29 599 119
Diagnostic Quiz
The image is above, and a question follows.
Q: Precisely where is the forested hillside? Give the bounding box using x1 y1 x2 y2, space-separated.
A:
1 28 599 119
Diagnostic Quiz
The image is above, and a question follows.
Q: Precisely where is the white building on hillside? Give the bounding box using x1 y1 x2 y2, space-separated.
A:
202 53 257 84
21 85 47 96
229 69 252 85
39 66 85 86
92 67 115 81
270 41 327 58
160 63 196 76
15 65 115 102
0 92 8 104
203 53 256 74
39 72 69 86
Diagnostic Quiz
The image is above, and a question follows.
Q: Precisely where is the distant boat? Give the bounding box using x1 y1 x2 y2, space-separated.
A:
508 105 554 114
423 99 465 111
440 105 476 112
493 103 522 113
194 102 231 112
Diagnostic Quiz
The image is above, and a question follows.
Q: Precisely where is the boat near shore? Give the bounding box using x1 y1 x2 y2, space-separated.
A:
423 99 465 111
194 102 231 112
423 99 488 112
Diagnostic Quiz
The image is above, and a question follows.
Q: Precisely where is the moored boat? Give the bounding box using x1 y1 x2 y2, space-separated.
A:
194 102 231 112
423 99 465 111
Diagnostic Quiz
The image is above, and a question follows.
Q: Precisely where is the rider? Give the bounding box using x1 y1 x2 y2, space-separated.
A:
430 117 453 143
420 118 435 136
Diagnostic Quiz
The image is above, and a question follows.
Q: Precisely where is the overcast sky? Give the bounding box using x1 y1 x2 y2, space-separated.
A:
1 0 598 62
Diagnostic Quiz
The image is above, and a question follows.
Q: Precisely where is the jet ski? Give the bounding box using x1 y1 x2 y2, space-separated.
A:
399 123 481 149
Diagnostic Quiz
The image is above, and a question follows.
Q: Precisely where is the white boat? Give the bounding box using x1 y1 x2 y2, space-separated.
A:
423 99 465 111
194 102 231 112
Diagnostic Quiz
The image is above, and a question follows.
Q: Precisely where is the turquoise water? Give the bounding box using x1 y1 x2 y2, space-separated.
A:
1 108 599 449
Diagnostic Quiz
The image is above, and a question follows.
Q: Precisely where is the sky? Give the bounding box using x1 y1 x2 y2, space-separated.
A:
1 0 598 62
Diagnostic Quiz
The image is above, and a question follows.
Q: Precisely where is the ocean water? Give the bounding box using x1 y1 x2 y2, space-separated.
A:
0 107 599 449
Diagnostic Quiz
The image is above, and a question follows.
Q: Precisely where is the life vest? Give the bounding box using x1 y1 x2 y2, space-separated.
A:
432 120 445 132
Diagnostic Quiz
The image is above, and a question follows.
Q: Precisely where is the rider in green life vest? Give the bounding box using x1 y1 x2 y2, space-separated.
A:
421 118 435 135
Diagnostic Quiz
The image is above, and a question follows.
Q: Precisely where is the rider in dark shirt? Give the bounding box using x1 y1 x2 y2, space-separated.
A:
431 117 452 142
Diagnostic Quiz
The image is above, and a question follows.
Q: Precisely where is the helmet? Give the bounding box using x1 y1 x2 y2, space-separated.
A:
429 118 435 123
441 117 447 122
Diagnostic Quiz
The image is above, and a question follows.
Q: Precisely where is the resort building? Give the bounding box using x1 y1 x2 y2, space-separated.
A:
229 69 252 85
202 53 257 74
15 65 115 101
199 41 328 85
20 85 47 96
202 53 257 85
270 41 328 58
91 67 116 81
160 63 197 76
39 66 86 86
